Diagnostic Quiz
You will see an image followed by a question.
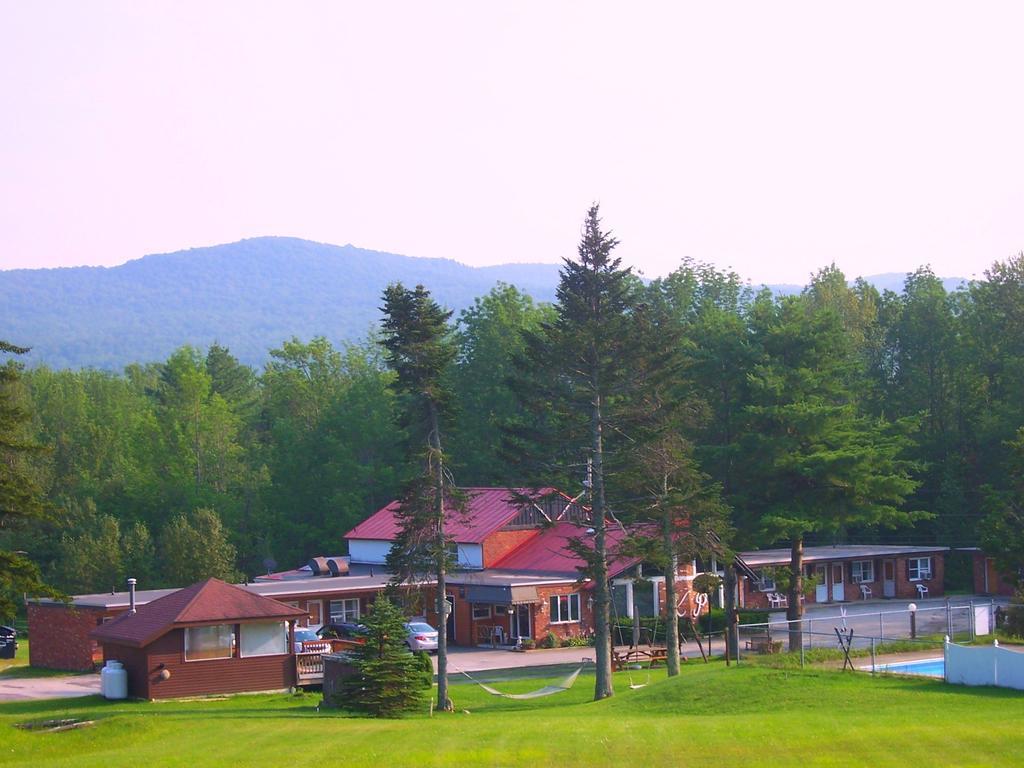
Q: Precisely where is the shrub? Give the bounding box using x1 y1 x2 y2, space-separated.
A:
413 651 434 689
542 631 559 649
565 634 592 647
520 637 536 650
1005 590 1024 638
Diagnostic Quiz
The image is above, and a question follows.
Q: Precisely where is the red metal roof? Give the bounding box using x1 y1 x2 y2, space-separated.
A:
90 578 307 648
345 488 563 544
492 521 640 578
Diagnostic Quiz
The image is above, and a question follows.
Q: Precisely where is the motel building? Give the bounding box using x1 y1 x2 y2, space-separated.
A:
28 488 703 675
736 544 950 609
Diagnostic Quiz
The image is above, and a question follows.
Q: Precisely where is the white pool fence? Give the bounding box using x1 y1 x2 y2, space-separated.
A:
945 638 1024 691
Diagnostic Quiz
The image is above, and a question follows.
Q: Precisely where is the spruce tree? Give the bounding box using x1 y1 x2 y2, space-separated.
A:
506 205 641 700
340 597 426 718
380 283 460 712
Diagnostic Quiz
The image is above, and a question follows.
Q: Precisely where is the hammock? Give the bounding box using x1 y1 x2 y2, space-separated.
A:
462 667 584 700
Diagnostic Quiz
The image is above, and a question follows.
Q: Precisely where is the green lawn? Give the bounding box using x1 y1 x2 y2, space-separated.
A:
0 662 1022 767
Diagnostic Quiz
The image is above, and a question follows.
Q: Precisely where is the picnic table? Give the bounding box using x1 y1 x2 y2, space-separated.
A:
612 646 669 671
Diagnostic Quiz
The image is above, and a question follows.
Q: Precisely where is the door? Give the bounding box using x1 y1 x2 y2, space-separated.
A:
306 600 323 630
814 564 828 603
883 560 896 598
511 604 532 642
831 563 845 602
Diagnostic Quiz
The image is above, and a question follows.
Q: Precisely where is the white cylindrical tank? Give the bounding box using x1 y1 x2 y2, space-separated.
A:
101 660 128 700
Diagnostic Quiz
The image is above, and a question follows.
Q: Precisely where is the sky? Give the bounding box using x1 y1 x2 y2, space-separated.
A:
1 2 1022 284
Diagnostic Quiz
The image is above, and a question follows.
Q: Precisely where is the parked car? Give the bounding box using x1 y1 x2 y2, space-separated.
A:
293 626 321 653
317 621 368 642
405 621 438 653
0 626 17 660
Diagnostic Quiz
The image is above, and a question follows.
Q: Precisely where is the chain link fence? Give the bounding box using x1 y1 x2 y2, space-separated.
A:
733 599 998 662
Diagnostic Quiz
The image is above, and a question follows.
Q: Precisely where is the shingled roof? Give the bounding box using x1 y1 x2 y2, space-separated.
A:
90 578 307 648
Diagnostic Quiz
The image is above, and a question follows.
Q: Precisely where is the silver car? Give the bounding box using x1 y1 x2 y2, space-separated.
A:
405 621 438 653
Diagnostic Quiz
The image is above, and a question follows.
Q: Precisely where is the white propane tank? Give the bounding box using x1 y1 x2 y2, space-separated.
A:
101 660 128 700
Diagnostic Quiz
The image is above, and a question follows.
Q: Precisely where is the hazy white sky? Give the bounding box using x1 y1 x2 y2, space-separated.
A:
1 2 1022 283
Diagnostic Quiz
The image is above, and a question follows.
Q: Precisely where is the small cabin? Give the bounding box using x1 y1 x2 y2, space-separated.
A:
90 578 307 699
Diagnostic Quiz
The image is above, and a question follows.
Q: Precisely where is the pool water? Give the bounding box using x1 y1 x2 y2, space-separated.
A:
874 658 945 677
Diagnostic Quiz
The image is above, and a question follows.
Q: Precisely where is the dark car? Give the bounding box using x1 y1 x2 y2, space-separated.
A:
317 621 368 642
0 626 17 660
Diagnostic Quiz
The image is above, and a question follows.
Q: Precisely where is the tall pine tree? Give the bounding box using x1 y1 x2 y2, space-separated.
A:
380 283 460 712
507 205 641 700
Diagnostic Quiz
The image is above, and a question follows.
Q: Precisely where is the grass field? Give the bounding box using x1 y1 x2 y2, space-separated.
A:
0 662 1022 767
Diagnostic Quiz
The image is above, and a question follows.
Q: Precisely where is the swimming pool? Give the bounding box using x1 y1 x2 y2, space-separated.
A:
872 657 945 677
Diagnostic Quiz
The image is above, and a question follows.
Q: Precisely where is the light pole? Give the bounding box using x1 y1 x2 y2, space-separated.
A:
909 602 918 640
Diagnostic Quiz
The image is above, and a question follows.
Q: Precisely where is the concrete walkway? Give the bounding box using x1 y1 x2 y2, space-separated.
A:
0 673 100 702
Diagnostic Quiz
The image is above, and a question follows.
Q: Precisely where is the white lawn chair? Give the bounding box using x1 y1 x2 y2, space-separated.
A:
766 593 781 609
915 583 929 599
775 593 788 608
859 584 872 600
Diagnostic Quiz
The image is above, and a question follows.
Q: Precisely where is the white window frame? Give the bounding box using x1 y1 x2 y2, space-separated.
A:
755 569 776 592
908 557 932 581
549 593 580 624
472 604 492 620
329 598 360 623
239 621 288 658
184 624 235 662
851 560 874 584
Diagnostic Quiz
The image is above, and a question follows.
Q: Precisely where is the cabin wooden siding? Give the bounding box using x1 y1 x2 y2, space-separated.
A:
102 628 296 700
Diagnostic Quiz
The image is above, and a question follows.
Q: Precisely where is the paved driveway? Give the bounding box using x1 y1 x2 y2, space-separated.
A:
0 673 100 702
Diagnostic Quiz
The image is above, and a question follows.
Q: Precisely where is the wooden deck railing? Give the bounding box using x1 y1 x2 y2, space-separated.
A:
295 638 361 684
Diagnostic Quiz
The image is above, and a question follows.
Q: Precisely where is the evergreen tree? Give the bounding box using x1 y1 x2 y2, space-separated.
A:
338 597 427 718
380 283 460 712
0 341 58 618
741 296 920 649
506 205 641 700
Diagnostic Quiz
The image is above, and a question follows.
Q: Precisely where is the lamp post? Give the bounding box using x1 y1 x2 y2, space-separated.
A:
908 602 918 640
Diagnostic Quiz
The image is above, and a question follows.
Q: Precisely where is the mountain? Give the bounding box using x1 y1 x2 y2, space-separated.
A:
0 237 562 370
0 237 968 370
763 272 967 296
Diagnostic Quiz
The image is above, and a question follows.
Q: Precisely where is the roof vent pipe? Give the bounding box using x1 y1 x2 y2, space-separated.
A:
127 578 137 614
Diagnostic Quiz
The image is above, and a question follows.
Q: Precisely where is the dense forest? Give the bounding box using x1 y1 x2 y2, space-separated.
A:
2 248 1023 601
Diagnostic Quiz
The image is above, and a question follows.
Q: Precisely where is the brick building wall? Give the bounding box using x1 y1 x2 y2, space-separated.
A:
972 553 1016 597
28 603 113 671
533 583 594 643
481 529 539 568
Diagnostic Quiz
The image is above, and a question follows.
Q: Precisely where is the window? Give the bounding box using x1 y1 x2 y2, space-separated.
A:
330 598 360 623
549 593 580 624
909 557 932 581
185 624 234 661
755 569 776 592
239 621 288 657
472 604 492 620
851 560 874 584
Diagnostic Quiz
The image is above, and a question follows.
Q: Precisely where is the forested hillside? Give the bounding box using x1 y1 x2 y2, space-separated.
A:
0 236 964 370
1 247 1020 602
0 237 562 369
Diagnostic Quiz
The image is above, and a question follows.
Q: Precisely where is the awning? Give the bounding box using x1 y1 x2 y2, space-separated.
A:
463 584 539 605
